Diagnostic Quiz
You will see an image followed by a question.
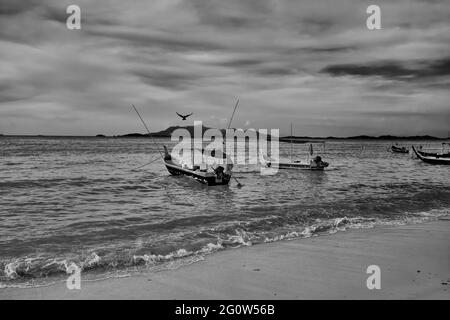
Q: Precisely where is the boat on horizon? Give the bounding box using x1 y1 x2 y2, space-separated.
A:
412 145 450 165
391 145 409 153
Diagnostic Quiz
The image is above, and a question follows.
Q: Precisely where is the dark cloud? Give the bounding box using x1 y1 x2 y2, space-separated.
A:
298 17 336 34
41 5 69 24
322 62 413 78
426 58 450 76
132 69 200 91
322 58 450 80
188 0 275 30
0 0 66 22
87 27 224 52
360 110 450 117
0 81 37 103
0 0 37 16
210 57 302 77
254 66 299 77
301 46 356 53
214 58 264 68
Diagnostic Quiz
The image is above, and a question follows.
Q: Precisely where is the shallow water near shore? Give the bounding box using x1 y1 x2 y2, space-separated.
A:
1 136 449 287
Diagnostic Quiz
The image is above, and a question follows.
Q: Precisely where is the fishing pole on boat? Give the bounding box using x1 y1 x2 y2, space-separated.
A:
227 99 239 130
131 104 164 159
290 123 293 162
226 98 243 188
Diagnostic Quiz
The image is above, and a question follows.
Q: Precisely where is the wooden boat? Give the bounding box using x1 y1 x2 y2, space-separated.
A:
264 154 329 170
391 145 409 153
416 149 450 158
412 146 450 165
415 144 450 158
131 103 242 187
163 146 233 186
263 124 329 171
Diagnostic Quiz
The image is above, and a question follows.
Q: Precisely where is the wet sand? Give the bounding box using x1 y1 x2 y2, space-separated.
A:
1 219 449 299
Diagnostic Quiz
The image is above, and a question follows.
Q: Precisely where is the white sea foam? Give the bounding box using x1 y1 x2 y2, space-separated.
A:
228 229 252 246
133 248 192 266
4 261 18 280
198 242 224 254
82 252 101 269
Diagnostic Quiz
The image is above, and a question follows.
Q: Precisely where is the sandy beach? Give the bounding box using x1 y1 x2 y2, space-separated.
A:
1 218 449 300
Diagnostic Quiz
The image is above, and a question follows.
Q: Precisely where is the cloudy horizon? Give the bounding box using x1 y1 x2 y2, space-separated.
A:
1 0 449 137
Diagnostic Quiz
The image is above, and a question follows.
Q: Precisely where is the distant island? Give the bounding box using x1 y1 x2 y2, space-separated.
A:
108 126 448 141
115 125 270 139
1 127 448 141
279 134 449 143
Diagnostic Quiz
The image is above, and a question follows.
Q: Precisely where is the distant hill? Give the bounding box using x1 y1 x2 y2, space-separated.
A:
117 125 219 138
117 125 272 139
279 135 447 142
153 125 219 137
116 127 448 141
329 135 446 140
0 130 447 140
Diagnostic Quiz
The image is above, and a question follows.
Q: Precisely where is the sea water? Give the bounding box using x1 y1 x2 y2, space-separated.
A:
0 136 449 287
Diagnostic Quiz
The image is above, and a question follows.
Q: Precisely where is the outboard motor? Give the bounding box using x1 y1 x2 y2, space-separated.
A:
312 155 329 168
163 146 172 161
215 166 224 179
214 166 225 183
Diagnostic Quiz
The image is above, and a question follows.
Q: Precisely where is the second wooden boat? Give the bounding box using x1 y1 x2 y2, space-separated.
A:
263 124 329 170
263 154 329 170
412 146 450 165
415 144 450 158
263 141 329 171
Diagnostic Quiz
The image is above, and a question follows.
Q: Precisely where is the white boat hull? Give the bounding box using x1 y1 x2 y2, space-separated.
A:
265 161 328 171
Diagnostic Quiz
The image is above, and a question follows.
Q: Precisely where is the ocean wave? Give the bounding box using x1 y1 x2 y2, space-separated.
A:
1 207 447 288
0 241 225 285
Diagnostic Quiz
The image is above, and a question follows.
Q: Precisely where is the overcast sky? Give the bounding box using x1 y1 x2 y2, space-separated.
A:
1 0 449 136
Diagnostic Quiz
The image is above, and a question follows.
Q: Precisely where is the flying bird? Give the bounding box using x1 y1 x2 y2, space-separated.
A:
176 112 193 120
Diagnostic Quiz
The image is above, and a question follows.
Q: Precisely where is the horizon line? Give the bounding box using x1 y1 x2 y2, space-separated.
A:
1 133 449 140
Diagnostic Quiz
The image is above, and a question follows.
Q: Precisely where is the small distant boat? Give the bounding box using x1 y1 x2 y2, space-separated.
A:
391 145 409 153
163 146 233 186
412 146 450 165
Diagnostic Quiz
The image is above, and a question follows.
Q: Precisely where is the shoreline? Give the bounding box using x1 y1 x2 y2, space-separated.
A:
1 218 449 299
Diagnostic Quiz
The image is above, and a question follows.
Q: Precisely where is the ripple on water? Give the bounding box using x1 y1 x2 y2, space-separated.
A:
0 138 449 285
